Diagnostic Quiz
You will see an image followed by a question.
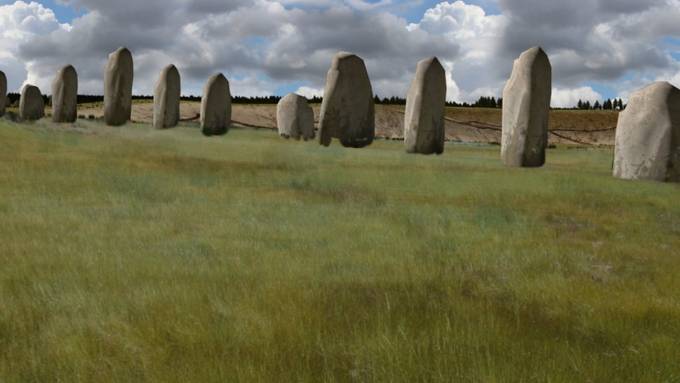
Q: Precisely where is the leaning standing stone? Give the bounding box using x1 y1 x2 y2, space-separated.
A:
52 65 78 123
613 82 680 182
153 64 181 129
20 85 45 121
501 47 552 167
200 73 231 136
104 47 133 126
277 93 315 140
404 57 447 154
0 71 6 117
319 52 375 148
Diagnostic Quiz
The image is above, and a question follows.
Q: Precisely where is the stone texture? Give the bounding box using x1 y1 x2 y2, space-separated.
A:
319 52 374 148
200 73 231 136
153 64 181 129
404 57 447 154
276 93 315 140
51 65 78 123
0 71 6 117
613 81 680 182
104 47 133 126
501 47 552 167
20 84 44 121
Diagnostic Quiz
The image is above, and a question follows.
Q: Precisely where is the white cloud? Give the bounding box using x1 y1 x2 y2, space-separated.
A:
295 86 323 98
551 86 603 108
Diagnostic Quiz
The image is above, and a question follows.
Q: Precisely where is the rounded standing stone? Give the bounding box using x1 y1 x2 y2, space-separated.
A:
104 47 133 126
319 52 375 148
20 84 45 121
0 71 6 117
276 93 315 140
613 81 680 182
52 65 78 123
200 73 231 136
404 57 447 155
501 47 552 167
153 64 181 129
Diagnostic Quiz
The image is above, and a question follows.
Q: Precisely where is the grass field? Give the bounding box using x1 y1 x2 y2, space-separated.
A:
0 118 679 382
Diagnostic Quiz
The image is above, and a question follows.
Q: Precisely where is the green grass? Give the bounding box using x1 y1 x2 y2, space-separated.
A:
0 118 679 382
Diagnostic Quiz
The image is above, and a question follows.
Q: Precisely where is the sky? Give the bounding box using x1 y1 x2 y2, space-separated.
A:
1 0 679 107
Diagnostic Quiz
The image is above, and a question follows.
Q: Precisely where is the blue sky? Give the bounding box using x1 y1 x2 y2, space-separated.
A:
1 0 679 106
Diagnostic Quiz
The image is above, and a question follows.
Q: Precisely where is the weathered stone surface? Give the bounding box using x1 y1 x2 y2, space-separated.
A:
319 52 375 148
104 47 133 126
200 73 231 136
153 64 181 129
51 65 78 123
20 84 44 121
501 47 552 167
0 71 6 117
277 93 315 140
404 57 446 154
613 81 680 182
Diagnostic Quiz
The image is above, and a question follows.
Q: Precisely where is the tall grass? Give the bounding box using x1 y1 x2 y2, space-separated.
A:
0 119 678 382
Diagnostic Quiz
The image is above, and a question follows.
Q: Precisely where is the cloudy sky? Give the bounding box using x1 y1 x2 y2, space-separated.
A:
1 0 679 107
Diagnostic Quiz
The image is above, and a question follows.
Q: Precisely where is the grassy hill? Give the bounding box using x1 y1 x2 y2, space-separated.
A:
0 118 678 382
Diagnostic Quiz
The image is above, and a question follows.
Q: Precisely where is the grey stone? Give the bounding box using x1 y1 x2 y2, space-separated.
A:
153 64 181 129
0 71 6 117
276 93 315 140
404 57 447 154
501 47 552 167
200 73 231 136
104 47 133 126
319 52 375 148
20 84 44 121
51 65 78 123
613 81 680 182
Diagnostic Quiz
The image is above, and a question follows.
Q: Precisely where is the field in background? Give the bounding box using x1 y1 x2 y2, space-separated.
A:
1 118 678 382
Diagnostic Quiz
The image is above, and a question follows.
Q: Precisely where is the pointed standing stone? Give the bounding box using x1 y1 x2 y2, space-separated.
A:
153 65 181 129
0 71 6 117
613 82 680 182
52 65 78 123
404 57 447 155
276 93 315 140
104 47 133 126
20 84 45 121
200 73 231 136
319 52 375 148
501 47 552 167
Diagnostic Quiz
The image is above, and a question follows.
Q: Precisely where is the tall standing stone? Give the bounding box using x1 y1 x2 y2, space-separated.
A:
613 82 680 182
319 52 375 148
19 84 44 121
200 73 231 136
404 57 447 154
0 71 6 117
104 47 133 126
52 65 78 123
153 64 181 129
277 93 315 140
501 47 552 167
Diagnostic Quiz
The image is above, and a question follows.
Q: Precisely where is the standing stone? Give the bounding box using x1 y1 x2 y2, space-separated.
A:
104 47 133 126
319 52 375 148
501 47 552 167
277 93 315 140
200 73 231 136
153 64 181 129
0 71 6 117
19 85 45 121
52 65 78 123
613 82 680 182
404 57 447 154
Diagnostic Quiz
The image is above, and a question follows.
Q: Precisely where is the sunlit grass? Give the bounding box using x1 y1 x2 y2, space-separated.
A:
0 118 678 382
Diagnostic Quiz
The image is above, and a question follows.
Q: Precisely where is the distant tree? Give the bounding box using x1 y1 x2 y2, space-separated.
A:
577 100 583 109
593 100 601 110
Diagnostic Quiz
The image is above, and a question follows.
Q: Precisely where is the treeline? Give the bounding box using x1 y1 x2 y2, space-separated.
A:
576 98 625 110
6 92 626 110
